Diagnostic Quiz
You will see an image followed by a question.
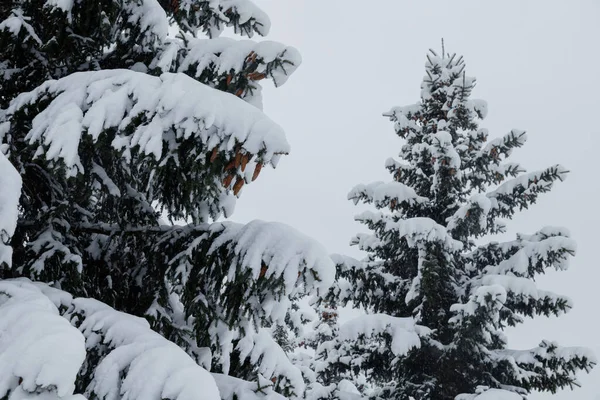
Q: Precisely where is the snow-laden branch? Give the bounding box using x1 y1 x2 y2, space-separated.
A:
0 280 86 400
21 279 224 400
237 329 305 396
338 314 429 357
5 69 290 175
154 37 301 89
348 181 428 209
385 217 464 251
208 220 335 295
170 0 272 38
0 152 21 267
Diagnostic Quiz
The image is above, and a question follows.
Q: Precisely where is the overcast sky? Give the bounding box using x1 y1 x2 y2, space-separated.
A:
231 2 600 398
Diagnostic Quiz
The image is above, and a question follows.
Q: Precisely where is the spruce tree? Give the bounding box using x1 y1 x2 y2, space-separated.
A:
0 1 334 399
332 48 595 399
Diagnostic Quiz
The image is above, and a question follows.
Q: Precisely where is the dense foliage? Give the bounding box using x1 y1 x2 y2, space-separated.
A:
0 1 334 399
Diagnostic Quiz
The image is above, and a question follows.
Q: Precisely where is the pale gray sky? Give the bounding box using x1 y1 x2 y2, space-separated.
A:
233 2 600 398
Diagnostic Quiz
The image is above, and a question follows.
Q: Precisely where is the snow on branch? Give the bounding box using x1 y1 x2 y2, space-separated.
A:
0 280 86 400
348 181 428 209
66 296 221 400
1 280 224 400
154 37 301 91
45 0 168 51
0 8 42 45
476 129 528 164
0 152 21 267
487 165 568 219
157 219 334 363
483 231 576 278
209 220 335 294
338 314 429 357
480 275 572 318
236 329 305 396
385 217 463 251
450 284 507 326
446 194 493 237
170 0 272 38
496 340 596 391
5 69 289 173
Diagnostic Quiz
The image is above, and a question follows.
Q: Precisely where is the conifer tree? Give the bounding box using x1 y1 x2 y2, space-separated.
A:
0 1 334 399
332 47 595 399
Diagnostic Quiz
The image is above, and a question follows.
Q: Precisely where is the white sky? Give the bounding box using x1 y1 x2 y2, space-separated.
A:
232 1 600 398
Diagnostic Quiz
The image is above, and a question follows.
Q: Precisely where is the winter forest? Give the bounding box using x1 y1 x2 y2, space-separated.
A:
1 1 599 400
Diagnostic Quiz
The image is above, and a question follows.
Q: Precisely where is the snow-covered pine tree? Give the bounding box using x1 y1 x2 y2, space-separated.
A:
0 1 334 399
335 48 595 399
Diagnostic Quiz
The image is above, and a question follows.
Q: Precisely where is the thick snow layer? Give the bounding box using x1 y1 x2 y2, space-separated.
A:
349 231 383 252
123 0 168 51
6 69 290 175
0 279 224 400
468 99 489 120
176 0 271 37
0 152 22 267
446 194 492 233
236 329 304 395
209 220 335 294
0 280 86 399
4 387 86 400
385 217 463 251
330 253 363 272
348 181 428 206
338 314 428 356
480 274 572 312
71 297 221 400
157 37 301 88
220 0 271 35
485 234 576 276
0 9 42 44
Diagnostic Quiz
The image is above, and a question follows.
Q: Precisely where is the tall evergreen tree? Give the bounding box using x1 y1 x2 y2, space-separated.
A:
330 48 595 399
0 1 334 399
